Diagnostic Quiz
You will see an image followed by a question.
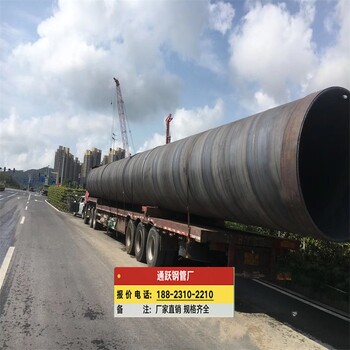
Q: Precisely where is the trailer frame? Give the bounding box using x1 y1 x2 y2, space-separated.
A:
80 196 299 279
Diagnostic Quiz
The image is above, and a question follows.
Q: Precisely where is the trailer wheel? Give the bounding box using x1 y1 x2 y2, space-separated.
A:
146 227 165 267
89 208 95 228
92 209 101 230
125 220 136 255
135 223 149 262
83 207 89 224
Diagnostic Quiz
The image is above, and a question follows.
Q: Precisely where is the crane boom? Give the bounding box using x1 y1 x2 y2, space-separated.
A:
113 77 130 157
165 114 173 144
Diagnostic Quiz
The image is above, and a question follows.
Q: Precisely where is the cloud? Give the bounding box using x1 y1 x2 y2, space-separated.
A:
0 109 52 169
296 0 316 25
197 38 225 74
0 23 24 54
3 0 347 171
1 0 229 169
228 0 349 109
307 0 350 90
209 1 235 35
172 98 224 140
155 0 209 60
2 15 180 120
253 91 278 111
1 0 219 122
0 108 112 169
136 133 165 154
138 98 224 152
0 0 225 124
229 1 316 103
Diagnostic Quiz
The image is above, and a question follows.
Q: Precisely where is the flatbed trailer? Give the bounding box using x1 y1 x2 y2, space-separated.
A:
81 196 299 280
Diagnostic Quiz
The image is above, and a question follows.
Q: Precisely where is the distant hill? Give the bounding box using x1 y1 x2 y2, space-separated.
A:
7 167 55 190
0 172 21 189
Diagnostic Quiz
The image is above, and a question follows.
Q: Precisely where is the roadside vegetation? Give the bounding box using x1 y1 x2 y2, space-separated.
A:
280 239 349 313
47 186 85 212
0 173 21 189
227 221 350 313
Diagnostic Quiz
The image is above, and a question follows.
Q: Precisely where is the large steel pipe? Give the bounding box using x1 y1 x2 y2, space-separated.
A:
87 87 349 242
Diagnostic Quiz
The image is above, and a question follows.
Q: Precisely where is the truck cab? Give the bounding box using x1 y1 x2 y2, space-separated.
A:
70 196 86 217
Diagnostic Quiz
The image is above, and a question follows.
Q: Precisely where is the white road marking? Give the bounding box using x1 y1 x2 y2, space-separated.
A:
45 199 62 212
27 201 29 204
0 247 15 291
25 206 28 211
34 199 44 203
253 279 350 322
20 216 25 224
0 193 16 201
28 194 31 201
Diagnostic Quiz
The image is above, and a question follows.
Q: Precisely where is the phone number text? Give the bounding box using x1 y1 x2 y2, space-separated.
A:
157 290 214 300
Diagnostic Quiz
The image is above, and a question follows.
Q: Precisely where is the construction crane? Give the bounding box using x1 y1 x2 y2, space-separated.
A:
165 114 173 144
113 77 130 157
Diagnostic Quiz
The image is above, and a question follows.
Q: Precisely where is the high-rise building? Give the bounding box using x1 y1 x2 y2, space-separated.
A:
54 146 81 184
54 146 70 184
102 155 108 165
81 147 101 185
73 157 81 184
102 148 125 165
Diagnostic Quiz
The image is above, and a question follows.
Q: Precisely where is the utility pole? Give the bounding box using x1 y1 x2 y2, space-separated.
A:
27 173 31 191
45 165 50 185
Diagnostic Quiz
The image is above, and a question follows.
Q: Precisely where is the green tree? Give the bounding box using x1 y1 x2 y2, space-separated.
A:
0 173 21 189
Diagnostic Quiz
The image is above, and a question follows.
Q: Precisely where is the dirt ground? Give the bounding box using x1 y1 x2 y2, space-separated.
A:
197 312 330 350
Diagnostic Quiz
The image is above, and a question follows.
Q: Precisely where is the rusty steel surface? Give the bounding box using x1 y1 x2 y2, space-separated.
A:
87 87 349 242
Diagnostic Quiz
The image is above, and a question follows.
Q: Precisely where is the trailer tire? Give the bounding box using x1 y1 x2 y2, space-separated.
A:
146 227 165 267
135 223 149 262
92 209 101 230
89 208 95 228
83 207 89 224
125 220 136 255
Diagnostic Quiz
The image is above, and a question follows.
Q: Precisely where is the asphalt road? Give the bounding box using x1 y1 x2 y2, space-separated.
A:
0 189 24 266
0 190 348 350
0 190 256 350
235 278 350 349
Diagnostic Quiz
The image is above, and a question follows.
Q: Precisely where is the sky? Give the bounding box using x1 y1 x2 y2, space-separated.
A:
0 0 349 171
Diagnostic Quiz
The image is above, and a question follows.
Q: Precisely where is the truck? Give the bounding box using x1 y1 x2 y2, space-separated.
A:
40 184 49 196
77 86 349 277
